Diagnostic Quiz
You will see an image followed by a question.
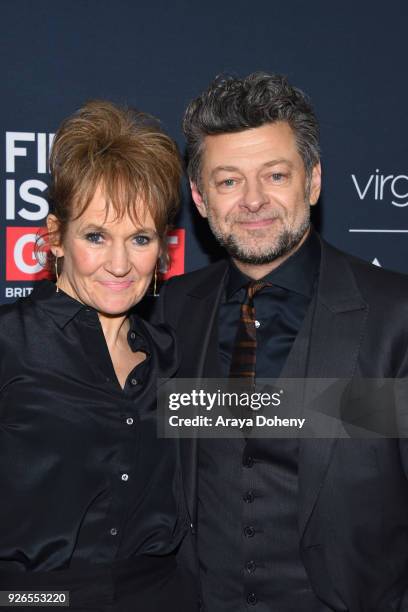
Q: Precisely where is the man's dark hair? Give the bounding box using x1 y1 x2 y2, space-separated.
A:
183 72 320 189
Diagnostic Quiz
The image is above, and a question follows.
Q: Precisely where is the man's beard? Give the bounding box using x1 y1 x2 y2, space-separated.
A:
205 206 311 265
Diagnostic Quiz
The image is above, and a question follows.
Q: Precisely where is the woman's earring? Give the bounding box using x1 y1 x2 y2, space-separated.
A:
55 255 59 293
153 263 158 297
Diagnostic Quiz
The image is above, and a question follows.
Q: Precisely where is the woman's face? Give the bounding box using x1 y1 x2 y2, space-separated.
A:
47 184 160 317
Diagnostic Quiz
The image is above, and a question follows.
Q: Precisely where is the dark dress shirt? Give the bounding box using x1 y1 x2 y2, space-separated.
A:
198 230 330 611
0 280 196 611
218 230 320 379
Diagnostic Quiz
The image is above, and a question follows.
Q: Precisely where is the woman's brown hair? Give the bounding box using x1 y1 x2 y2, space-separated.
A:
43 100 182 268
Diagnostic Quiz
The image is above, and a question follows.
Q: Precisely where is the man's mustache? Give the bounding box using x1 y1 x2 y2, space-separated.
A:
228 212 283 223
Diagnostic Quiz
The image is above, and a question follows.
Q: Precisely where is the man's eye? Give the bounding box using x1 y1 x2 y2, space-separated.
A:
271 173 285 182
85 232 104 244
219 178 236 188
133 235 150 246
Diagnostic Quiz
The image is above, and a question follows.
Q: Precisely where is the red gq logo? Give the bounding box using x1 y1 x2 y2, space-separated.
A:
160 229 185 280
6 227 50 281
6 227 185 282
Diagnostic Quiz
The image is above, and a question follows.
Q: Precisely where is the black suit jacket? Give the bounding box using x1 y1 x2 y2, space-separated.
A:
154 238 408 611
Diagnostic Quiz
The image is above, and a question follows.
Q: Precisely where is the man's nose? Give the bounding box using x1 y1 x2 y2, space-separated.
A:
241 179 268 211
106 242 131 276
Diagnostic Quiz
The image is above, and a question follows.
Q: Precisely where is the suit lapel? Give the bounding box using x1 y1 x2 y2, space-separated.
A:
178 262 228 522
298 240 368 539
278 293 316 380
176 262 227 378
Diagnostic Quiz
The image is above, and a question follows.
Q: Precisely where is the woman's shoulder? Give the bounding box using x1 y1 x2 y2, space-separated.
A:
0 294 31 327
0 281 51 323
0 282 59 349
0 297 34 358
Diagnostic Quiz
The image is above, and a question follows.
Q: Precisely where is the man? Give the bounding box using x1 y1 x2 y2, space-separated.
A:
155 73 408 611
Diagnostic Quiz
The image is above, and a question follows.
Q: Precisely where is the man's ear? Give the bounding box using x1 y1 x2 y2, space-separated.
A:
190 181 208 218
46 214 64 257
309 162 322 207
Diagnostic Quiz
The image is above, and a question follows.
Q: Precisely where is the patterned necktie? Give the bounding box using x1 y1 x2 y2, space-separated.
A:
229 280 270 382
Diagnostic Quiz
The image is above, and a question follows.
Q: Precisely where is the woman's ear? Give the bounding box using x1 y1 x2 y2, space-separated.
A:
46 214 64 257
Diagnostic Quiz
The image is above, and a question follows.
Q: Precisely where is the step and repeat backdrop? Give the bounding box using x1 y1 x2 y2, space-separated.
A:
1 0 407 303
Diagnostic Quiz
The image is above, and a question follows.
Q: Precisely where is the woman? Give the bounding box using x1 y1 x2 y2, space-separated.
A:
0 101 198 610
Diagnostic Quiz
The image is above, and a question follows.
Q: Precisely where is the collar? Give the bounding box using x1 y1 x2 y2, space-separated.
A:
30 280 150 351
30 280 93 328
225 226 321 300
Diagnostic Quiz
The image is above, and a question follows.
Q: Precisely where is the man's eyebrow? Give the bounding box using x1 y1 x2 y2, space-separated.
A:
262 159 294 168
210 159 294 176
210 165 241 175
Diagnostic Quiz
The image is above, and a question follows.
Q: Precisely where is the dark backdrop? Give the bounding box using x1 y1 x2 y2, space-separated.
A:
1 0 407 302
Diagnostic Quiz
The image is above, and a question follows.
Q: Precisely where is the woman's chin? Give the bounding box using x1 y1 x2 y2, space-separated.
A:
94 295 144 317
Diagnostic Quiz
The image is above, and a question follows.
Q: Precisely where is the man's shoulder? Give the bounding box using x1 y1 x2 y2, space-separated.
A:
150 260 228 325
322 239 408 302
162 259 228 295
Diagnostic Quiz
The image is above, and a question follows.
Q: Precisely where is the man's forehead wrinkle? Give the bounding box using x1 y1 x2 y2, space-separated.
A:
203 125 299 160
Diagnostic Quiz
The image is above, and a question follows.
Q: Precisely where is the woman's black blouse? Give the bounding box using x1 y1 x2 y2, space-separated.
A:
0 280 184 572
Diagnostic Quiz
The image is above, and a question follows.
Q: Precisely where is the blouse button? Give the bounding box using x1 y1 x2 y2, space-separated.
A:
126 417 134 426
121 473 129 481
130 332 136 340
247 592 258 606
130 378 139 386
254 320 261 329
243 455 254 468
243 490 254 503
110 527 118 536
244 526 255 538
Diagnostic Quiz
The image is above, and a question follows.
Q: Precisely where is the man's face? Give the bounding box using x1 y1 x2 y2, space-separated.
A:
191 122 321 274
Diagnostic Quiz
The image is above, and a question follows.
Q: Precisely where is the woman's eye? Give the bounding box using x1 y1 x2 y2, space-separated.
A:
85 232 104 244
133 235 150 246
